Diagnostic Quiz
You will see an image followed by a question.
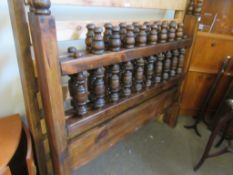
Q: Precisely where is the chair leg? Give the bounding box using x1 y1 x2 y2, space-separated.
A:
194 122 223 171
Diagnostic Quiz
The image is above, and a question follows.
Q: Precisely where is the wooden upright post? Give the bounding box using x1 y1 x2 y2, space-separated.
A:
28 0 70 174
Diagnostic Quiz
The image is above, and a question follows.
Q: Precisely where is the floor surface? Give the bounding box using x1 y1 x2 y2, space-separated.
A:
74 117 233 175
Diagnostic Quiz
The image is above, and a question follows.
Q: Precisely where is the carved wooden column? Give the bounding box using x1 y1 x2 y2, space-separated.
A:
136 25 147 47
159 21 168 43
148 24 158 45
111 26 121 52
104 23 112 51
110 64 120 103
135 58 145 92
171 50 179 77
125 25 135 49
93 68 105 109
177 48 186 74
85 23 95 52
154 53 164 84
120 22 127 48
92 27 105 54
145 56 155 87
168 21 177 42
163 51 172 81
122 61 133 97
176 23 184 40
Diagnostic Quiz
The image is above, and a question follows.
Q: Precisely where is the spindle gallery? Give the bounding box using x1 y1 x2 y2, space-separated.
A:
8 0 196 174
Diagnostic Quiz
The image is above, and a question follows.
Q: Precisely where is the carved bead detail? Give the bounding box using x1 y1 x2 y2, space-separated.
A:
135 58 145 92
168 21 177 42
154 53 164 84
68 73 88 116
104 23 113 51
125 25 135 49
85 23 95 53
120 23 127 48
92 27 105 55
159 21 168 43
94 68 105 109
111 26 121 52
146 56 155 87
32 0 51 15
110 64 120 103
176 23 184 41
136 25 147 47
148 24 158 45
123 62 133 97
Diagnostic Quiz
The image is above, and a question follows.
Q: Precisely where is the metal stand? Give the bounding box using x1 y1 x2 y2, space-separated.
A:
184 57 231 136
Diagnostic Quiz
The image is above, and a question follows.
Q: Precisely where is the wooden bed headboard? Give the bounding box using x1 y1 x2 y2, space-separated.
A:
8 0 197 174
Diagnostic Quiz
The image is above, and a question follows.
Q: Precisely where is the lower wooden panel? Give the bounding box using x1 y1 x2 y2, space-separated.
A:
68 88 177 171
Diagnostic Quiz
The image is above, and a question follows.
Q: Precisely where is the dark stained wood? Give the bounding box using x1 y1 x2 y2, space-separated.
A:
61 38 192 75
66 75 183 139
28 8 70 175
69 88 178 171
7 0 48 174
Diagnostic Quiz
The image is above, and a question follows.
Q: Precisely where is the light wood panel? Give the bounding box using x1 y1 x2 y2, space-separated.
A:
51 0 188 10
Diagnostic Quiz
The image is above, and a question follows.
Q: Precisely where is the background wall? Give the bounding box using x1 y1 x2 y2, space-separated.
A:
0 1 174 120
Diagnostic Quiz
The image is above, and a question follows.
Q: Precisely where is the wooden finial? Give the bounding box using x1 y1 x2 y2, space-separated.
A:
136 25 147 47
68 47 82 59
168 21 177 42
85 23 95 53
159 21 168 43
148 24 158 45
104 23 113 51
32 0 51 15
110 26 121 52
92 27 105 55
125 25 135 49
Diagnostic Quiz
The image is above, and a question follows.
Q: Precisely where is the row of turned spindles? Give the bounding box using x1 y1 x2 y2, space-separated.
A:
187 0 203 17
85 21 186 55
68 48 186 117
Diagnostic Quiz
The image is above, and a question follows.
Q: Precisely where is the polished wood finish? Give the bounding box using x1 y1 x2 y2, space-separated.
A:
0 115 22 168
9 1 193 175
180 32 233 116
7 0 48 174
69 88 178 172
61 39 192 75
28 6 70 174
66 74 184 139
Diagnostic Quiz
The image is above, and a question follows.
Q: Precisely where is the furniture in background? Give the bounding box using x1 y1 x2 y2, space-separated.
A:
8 0 197 174
194 99 233 171
0 114 36 175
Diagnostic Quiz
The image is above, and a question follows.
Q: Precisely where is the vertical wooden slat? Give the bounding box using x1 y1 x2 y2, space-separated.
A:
28 2 70 174
7 0 48 174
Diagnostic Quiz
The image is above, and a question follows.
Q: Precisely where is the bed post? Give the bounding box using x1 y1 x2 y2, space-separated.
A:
28 0 70 174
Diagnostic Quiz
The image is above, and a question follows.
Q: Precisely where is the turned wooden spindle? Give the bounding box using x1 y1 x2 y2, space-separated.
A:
104 23 113 51
154 53 164 84
148 24 158 45
163 51 172 81
67 47 88 116
194 0 203 17
176 23 184 41
68 73 88 116
94 67 105 109
111 26 121 52
110 64 120 103
171 50 179 77
135 58 145 92
120 22 127 47
177 48 186 74
145 56 155 87
86 23 95 53
159 21 168 43
92 27 104 55
31 0 51 15
144 21 151 35
168 21 177 42
88 70 96 102
125 25 135 49
133 22 140 37
136 25 147 47
122 61 133 97
187 0 195 15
